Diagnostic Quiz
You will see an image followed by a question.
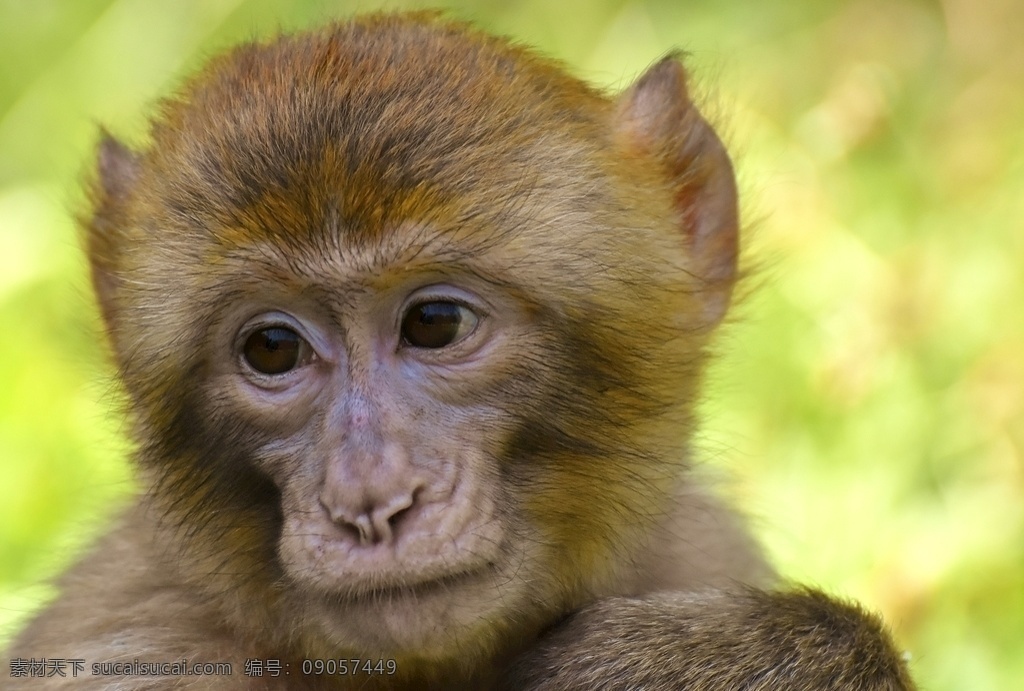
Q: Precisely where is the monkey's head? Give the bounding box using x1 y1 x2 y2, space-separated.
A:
85 14 738 667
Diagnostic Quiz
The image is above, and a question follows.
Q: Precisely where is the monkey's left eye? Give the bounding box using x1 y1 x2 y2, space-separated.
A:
242 326 311 375
401 301 479 349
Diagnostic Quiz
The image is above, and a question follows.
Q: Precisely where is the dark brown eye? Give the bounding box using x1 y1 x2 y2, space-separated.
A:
401 301 478 349
243 327 306 375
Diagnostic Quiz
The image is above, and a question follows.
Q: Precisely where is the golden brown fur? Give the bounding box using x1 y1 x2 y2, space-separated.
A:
5 13 913 689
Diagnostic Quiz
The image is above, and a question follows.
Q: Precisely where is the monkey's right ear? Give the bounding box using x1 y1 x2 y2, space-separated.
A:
613 56 739 327
87 130 141 336
96 130 141 202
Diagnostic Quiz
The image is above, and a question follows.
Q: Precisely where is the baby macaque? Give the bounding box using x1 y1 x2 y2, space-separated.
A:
5 12 913 690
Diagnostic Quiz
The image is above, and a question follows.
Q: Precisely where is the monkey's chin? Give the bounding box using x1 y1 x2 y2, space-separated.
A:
277 513 538 656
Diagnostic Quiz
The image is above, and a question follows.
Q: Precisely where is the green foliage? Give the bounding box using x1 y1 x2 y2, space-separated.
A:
1 1 1020 688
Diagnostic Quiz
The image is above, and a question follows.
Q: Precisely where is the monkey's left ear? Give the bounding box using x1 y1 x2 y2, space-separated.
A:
613 56 738 327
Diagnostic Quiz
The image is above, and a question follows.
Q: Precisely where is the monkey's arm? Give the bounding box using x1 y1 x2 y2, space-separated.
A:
504 589 915 691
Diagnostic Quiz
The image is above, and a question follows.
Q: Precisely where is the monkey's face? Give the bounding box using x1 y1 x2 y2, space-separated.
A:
117 193 691 657
133 175 694 657
206 244 543 655
88 18 736 661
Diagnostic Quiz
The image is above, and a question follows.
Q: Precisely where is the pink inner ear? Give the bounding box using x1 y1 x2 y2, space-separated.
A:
613 56 739 324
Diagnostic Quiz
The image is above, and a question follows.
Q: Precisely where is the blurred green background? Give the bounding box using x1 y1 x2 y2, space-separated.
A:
1 0 1021 687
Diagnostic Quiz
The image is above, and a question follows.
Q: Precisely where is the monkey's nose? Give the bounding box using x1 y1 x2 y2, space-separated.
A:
319 441 427 547
320 491 418 546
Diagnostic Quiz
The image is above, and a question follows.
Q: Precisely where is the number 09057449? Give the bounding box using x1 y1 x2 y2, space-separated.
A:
300 658 397 676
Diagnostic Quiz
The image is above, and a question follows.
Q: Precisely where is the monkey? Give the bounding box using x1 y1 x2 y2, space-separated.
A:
3 12 914 690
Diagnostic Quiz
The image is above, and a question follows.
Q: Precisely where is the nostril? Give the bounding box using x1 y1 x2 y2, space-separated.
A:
389 503 412 528
387 484 425 532
384 504 414 540
335 522 363 545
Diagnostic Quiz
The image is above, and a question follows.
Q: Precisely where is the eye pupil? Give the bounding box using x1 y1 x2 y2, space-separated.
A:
402 302 470 349
243 327 302 374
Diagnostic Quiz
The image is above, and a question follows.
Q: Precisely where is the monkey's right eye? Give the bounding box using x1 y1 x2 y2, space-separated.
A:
242 327 309 375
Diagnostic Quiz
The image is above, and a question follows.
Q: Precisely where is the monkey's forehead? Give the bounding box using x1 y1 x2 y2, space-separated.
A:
136 13 624 245
151 17 608 173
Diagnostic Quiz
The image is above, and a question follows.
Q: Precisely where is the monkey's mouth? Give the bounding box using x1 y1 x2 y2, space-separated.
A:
282 529 502 601
341 564 496 603
281 511 507 599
